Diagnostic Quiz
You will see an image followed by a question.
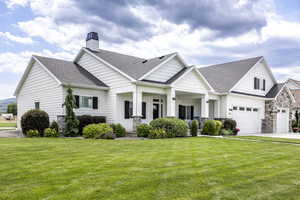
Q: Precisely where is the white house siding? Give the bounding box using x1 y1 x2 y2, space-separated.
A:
174 69 210 93
62 87 108 117
219 95 228 118
233 62 276 96
145 57 184 82
17 61 63 129
77 52 134 123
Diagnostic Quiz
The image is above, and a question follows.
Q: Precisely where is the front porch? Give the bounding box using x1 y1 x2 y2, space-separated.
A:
115 87 220 131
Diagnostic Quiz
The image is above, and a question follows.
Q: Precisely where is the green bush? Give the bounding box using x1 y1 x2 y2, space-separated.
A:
223 119 237 131
220 129 233 135
21 109 49 136
202 120 217 135
83 123 113 139
148 128 168 139
215 120 222 135
50 121 59 133
150 118 188 137
26 129 40 137
77 115 106 135
190 120 199 137
101 132 116 139
137 124 153 137
111 123 126 137
44 128 59 137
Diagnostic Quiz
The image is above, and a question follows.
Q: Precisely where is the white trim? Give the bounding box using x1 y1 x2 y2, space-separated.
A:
171 66 214 91
229 92 272 100
80 48 136 82
138 53 178 80
133 80 171 88
61 83 109 91
14 56 62 96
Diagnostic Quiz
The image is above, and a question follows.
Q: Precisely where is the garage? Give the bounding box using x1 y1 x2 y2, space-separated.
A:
276 108 289 133
232 106 260 133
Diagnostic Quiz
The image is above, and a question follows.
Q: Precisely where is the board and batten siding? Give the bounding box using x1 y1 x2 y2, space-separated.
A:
76 52 134 123
62 87 108 117
174 69 210 93
145 57 184 82
17 61 63 129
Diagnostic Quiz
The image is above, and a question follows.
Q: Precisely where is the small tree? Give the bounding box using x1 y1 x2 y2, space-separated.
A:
7 103 17 116
63 87 79 136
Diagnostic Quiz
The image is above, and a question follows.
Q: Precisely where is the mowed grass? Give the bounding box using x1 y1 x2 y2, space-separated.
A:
0 123 16 127
235 136 300 144
1 138 300 200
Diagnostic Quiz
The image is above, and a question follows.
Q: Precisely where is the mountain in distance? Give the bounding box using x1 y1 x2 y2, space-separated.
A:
0 98 16 113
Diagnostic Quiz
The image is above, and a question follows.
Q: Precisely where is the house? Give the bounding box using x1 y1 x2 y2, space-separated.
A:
14 32 296 134
286 79 300 113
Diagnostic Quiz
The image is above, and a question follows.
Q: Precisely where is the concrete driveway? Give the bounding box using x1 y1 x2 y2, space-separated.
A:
238 132 300 139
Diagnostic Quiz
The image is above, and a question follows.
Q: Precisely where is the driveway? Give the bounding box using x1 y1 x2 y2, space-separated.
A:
238 133 300 139
0 130 22 138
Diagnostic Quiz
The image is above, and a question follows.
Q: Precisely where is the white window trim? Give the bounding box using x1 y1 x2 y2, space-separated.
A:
75 94 98 110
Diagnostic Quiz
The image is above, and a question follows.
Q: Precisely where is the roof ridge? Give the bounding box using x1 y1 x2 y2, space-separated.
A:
33 55 71 62
200 56 263 69
89 48 145 60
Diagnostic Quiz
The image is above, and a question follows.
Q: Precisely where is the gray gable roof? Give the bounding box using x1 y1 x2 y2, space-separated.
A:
34 55 108 88
86 48 176 80
266 83 284 98
198 56 263 93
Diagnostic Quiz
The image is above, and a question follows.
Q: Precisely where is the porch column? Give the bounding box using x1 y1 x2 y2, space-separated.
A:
132 86 142 131
166 88 176 117
201 94 209 118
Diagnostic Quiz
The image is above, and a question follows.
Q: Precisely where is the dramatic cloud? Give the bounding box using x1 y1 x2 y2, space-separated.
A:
0 32 34 44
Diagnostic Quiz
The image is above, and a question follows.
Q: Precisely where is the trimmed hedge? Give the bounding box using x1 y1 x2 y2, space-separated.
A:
148 128 167 139
83 123 113 139
77 115 106 135
223 119 237 131
190 120 199 137
111 123 126 137
137 124 153 137
21 109 49 136
215 120 222 135
50 121 59 133
150 118 188 137
44 128 59 137
26 129 40 137
220 129 233 135
202 120 217 135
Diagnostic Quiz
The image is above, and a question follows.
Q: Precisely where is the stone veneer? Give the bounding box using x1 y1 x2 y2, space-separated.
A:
262 87 294 133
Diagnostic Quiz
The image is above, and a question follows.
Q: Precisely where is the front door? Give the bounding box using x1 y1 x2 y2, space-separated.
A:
153 103 160 119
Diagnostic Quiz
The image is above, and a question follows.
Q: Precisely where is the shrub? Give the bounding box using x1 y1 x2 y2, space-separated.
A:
77 115 106 135
26 129 40 137
215 120 222 135
111 123 126 137
148 128 167 139
220 129 233 136
83 123 113 139
150 118 188 137
223 119 237 131
190 120 199 137
137 124 153 137
202 120 217 135
63 87 79 137
44 128 59 137
21 109 49 136
101 132 116 139
50 121 59 133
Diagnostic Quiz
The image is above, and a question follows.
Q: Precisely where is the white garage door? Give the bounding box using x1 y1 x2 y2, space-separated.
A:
232 106 260 134
276 108 289 133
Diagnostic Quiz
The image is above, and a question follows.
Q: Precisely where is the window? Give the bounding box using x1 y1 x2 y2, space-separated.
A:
262 79 266 91
282 109 286 113
124 101 133 119
233 106 238 110
74 95 98 109
246 107 252 111
239 107 245 111
35 102 40 109
179 105 194 120
253 108 258 112
254 77 259 89
142 102 146 119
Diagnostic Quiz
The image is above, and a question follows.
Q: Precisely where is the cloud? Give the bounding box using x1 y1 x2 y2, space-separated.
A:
0 32 34 44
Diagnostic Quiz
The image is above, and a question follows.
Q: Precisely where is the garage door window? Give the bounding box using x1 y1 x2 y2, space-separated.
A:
233 106 238 110
246 107 252 111
282 109 286 113
239 107 245 111
253 108 258 112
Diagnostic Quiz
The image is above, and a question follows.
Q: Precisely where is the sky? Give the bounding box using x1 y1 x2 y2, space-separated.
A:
0 0 300 100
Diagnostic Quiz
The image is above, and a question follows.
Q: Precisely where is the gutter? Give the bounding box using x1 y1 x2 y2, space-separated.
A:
61 83 110 91
132 80 172 88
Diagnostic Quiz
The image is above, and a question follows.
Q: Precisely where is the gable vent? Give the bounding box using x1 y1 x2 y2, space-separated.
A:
142 60 148 63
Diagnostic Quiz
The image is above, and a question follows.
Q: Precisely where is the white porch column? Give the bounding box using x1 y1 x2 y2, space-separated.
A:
132 86 142 131
201 94 209 118
166 88 176 117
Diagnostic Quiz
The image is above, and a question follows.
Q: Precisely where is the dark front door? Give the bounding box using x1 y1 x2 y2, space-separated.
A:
153 103 160 119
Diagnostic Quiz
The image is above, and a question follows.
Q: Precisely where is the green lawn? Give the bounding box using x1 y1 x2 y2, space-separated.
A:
1 137 300 200
0 123 16 127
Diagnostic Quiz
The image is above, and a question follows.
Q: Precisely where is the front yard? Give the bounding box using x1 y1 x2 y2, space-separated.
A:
1 137 300 200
